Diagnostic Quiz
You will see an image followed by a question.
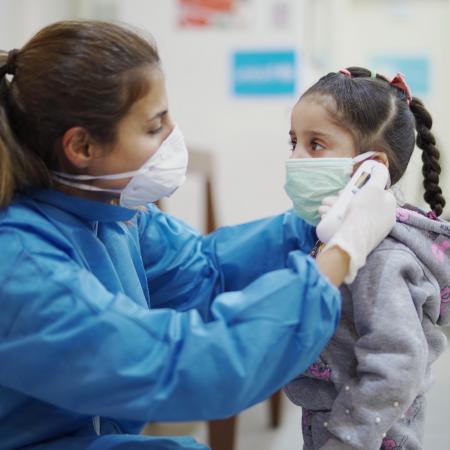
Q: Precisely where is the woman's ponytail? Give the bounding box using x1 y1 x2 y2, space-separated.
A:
0 108 16 207
410 97 446 216
0 50 51 208
0 51 16 207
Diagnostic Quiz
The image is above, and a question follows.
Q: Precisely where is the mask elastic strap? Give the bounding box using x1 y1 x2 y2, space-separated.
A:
352 150 378 164
352 151 391 188
52 165 147 181
53 175 123 193
52 125 183 182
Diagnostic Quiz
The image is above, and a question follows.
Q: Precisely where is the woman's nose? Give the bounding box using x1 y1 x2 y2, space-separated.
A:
166 113 175 129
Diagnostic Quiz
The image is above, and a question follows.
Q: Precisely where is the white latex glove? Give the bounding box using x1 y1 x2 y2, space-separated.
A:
324 165 397 284
318 195 339 218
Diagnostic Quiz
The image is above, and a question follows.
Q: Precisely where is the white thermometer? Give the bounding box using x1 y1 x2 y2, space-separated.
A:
316 160 390 244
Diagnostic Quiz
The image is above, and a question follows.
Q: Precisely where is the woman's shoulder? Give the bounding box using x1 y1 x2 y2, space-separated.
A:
0 193 55 230
0 194 74 258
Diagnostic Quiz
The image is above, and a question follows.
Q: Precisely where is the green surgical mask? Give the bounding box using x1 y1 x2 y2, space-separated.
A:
284 152 376 226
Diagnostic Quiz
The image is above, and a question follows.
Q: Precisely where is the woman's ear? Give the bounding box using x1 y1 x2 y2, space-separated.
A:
61 127 95 169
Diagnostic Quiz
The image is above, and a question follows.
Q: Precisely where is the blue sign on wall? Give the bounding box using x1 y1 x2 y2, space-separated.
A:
232 50 297 96
370 55 430 96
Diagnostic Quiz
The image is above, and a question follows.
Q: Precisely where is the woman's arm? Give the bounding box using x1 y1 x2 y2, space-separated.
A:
0 228 340 423
316 246 350 286
138 206 317 317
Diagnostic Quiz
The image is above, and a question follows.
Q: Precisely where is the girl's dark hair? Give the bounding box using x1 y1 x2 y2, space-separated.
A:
302 66 446 216
0 20 160 207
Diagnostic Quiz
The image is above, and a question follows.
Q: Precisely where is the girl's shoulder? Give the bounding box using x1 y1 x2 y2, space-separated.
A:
348 209 450 325
361 204 450 283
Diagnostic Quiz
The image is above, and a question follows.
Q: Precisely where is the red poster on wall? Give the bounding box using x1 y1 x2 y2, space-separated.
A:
177 0 246 28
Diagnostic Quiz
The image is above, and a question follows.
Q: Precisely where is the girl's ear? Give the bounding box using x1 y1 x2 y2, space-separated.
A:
372 151 389 168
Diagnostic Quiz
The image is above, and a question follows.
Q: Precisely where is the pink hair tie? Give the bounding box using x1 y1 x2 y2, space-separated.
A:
390 72 412 104
339 68 352 78
427 211 438 220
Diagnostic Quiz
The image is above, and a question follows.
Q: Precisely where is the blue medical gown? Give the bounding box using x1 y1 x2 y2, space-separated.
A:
0 189 340 449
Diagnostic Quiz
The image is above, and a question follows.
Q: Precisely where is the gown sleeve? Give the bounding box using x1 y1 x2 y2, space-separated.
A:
0 225 339 423
139 205 317 318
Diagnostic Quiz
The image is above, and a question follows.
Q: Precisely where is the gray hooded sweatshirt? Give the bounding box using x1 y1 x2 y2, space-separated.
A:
284 205 450 450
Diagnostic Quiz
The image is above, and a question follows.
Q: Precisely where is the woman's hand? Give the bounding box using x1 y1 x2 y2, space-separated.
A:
319 165 397 284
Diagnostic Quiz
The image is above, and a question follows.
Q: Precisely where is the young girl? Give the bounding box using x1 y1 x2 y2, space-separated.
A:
0 22 396 450
284 67 450 450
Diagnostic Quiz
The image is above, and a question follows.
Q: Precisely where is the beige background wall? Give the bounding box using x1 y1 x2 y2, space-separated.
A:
1 0 449 228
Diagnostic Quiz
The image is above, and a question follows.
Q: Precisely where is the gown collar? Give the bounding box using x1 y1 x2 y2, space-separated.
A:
24 188 138 222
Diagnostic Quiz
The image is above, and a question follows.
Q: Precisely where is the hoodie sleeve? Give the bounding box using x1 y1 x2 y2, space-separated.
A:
320 245 436 450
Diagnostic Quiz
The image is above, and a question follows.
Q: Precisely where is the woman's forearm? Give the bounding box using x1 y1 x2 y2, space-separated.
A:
316 246 350 287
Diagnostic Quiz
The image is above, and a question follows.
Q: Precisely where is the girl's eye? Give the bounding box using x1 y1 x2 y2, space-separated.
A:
311 140 325 151
289 139 297 151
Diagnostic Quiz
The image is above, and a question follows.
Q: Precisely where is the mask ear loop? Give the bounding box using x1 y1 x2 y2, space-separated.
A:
352 151 392 188
352 150 377 164
52 174 123 193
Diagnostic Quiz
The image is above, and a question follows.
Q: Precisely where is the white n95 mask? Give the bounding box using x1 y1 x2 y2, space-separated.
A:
53 125 188 208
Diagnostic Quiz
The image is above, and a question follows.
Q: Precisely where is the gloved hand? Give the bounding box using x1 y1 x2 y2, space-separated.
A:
323 165 397 284
318 195 339 219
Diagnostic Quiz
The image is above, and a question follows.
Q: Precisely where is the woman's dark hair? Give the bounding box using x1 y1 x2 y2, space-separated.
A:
301 66 446 216
0 20 160 207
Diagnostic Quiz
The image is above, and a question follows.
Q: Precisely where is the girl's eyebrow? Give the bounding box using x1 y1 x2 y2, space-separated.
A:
307 130 333 138
290 129 332 139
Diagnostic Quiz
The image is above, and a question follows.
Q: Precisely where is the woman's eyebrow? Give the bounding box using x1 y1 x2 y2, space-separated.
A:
147 110 168 122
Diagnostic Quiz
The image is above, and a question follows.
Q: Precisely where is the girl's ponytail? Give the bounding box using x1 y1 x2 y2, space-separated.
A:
409 97 446 216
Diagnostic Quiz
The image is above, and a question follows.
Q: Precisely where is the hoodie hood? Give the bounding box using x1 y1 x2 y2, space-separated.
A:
390 204 450 326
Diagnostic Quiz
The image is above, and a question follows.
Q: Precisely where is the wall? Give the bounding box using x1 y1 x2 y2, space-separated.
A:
114 0 306 229
0 0 77 48
1 0 449 229
310 0 450 217
106 0 450 225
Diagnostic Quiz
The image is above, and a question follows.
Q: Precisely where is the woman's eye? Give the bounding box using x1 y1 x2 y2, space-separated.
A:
311 140 325 151
148 126 163 135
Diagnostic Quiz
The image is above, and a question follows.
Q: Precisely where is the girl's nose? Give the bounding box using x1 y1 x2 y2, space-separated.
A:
292 145 310 159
